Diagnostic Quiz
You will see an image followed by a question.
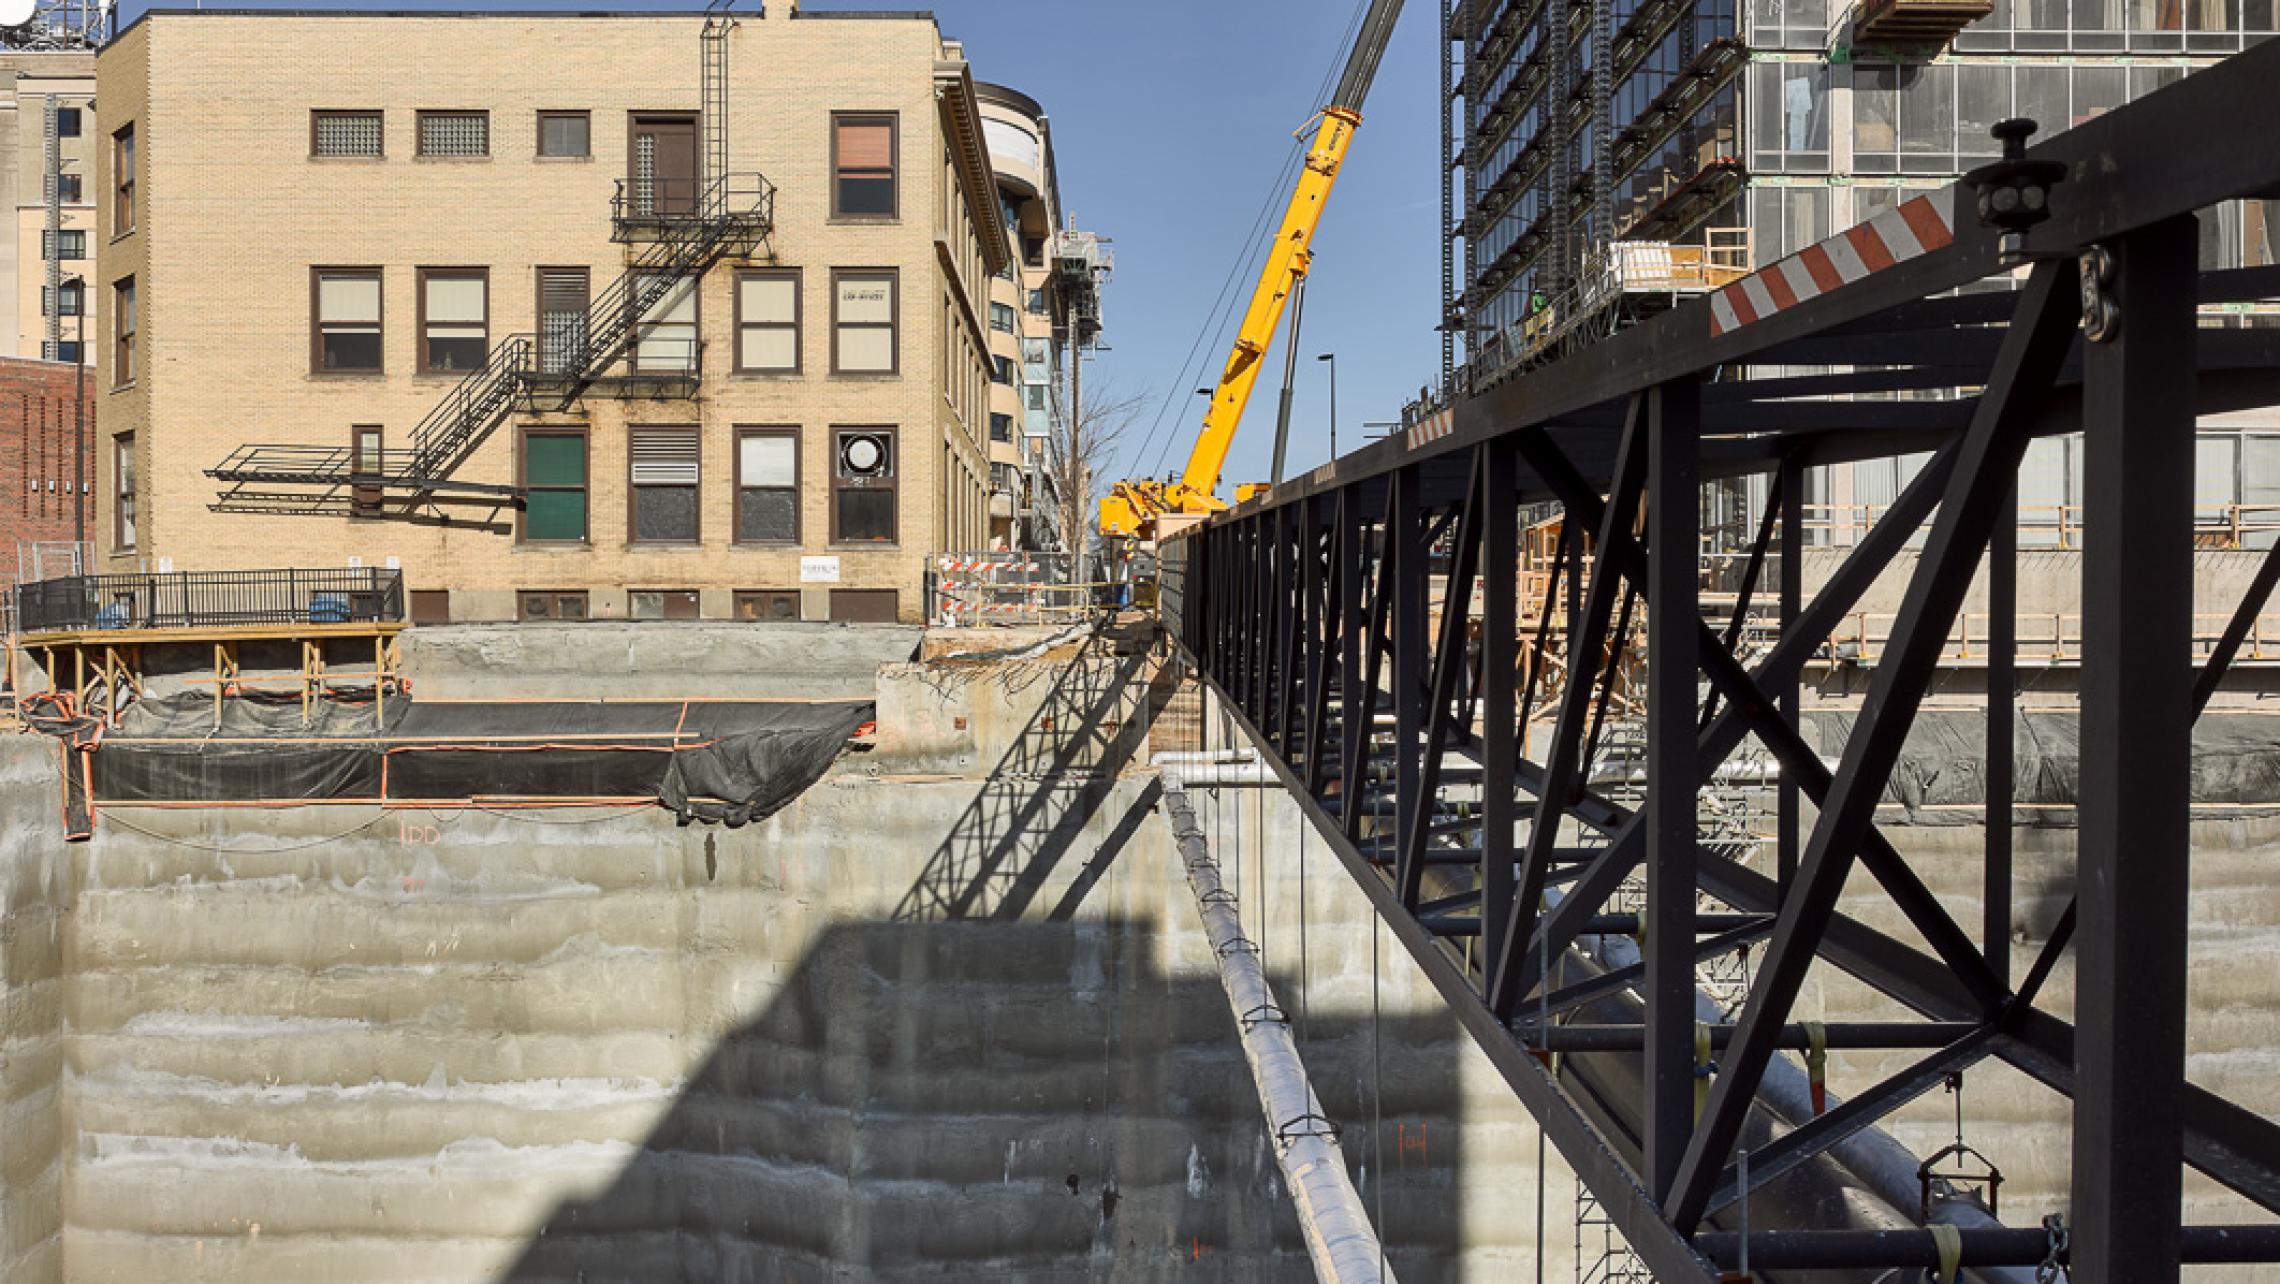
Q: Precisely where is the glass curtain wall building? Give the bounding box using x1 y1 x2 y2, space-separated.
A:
1447 0 2280 545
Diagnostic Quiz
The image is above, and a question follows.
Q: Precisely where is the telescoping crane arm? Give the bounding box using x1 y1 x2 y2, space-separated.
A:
1100 0 1407 540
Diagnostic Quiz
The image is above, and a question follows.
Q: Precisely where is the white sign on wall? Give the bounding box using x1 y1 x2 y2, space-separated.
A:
801 556 841 584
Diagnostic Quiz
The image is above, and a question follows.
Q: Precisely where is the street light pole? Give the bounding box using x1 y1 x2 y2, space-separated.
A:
1316 352 1337 460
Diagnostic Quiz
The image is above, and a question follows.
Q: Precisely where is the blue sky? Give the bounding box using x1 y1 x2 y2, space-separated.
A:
114 0 1447 492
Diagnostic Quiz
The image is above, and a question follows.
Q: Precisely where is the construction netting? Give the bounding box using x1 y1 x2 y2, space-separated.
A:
22 689 872 839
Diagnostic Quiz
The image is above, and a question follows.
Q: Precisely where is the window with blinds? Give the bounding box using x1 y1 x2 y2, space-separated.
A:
736 271 800 373
832 114 897 217
418 111 489 158
632 274 698 373
314 268 382 372
737 429 799 543
313 110 383 158
832 270 897 375
630 427 700 543
420 270 488 373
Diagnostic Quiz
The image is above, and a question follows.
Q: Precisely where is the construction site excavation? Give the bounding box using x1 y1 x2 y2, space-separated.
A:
4 0 2280 1280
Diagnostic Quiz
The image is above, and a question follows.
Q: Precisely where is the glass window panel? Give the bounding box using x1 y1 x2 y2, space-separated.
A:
740 434 795 487
2015 67 2070 138
633 486 697 541
1957 65 2013 164
314 112 382 157
741 276 795 324
525 435 584 487
322 331 380 371
539 114 589 157
836 489 895 542
320 275 380 323
1899 64 1956 164
839 328 894 373
738 488 797 542
2073 67 2127 125
2196 435 2239 518
837 276 893 323
525 488 585 541
419 112 488 157
2245 201 2280 267
741 328 797 370
425 276 484 323
1853 65 1900 170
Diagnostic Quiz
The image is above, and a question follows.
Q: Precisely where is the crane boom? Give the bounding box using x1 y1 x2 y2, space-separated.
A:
1100 0 1407 540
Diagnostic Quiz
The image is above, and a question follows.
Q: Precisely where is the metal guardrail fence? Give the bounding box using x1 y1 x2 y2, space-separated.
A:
13 567 406 634
926 552 1105 628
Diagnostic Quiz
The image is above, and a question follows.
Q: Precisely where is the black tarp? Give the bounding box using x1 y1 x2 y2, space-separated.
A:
43 690 871 831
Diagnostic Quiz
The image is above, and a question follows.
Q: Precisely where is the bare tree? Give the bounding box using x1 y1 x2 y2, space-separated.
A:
1051 378 1144 558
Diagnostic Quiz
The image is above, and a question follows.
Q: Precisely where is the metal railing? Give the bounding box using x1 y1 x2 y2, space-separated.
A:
13 567 405 635
1794 500 2280 550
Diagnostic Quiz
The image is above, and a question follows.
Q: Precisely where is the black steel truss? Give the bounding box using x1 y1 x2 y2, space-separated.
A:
1161 41 2280 1284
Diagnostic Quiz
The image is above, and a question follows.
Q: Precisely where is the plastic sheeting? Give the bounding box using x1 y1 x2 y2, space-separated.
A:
39 690 871 832
1800 709 2280 824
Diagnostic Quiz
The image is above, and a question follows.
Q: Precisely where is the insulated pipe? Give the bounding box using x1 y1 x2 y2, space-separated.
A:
1151 749 1263 767
1575 922 2040 1284
1160 784 1396 1284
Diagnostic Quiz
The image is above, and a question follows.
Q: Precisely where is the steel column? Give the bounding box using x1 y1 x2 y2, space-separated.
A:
1481 437 1521 970
1986 484 2016 985
1777 453 1803 895
1644 375 1701 1202
2071 215 2198 1284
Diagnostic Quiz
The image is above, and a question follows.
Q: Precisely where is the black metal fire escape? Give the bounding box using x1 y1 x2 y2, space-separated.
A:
210 0 766 521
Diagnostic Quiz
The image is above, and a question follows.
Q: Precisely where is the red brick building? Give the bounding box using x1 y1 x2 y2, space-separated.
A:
0 356 95 593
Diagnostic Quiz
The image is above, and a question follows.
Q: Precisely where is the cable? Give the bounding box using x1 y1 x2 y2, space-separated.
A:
96 808 389 853
1125 0 1373 482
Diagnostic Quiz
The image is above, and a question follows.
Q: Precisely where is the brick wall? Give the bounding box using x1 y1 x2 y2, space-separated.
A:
0 354 92 589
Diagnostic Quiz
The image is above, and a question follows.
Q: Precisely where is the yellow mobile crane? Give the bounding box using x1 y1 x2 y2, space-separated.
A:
1099 0 1408 541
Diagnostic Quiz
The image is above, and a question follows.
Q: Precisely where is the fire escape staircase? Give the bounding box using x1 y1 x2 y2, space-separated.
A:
207 171 774 518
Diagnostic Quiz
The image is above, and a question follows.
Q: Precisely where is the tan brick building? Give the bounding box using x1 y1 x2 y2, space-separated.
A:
93 7 1013 624
0 51 97 371
976 81 1066 554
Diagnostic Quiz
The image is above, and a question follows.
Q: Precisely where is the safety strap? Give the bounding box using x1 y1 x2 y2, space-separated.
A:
1693 1020 1715 1120
1929 1222 1963 1284
1805 1020 1829 1117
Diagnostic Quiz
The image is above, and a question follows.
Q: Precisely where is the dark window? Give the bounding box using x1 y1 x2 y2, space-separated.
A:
56 107 80 138
44 340 80 363
112 276 135 386
312 110 384 158
113 433 134 550
1026 287 1046 313
737 428 799 543
417 110 489 158
43 230 85 260
518 590 589 621
630 590 701 621
419 268 488 373
735 589 802 622
45 281 82 317
989 302 1017 333
992 355 1013 384
831 269 898 374
537 110 591 158
629 426 699 543
54 173 80 204
313 268 382 372
735 270 800 373
832 426 896 544
113 125 134 232
831 113 897 218
520 430 587 543
990 412 1012 443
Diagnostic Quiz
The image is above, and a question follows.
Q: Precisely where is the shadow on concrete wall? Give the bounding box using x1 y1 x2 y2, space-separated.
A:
498 918 1469 1282
894 619 1183 923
